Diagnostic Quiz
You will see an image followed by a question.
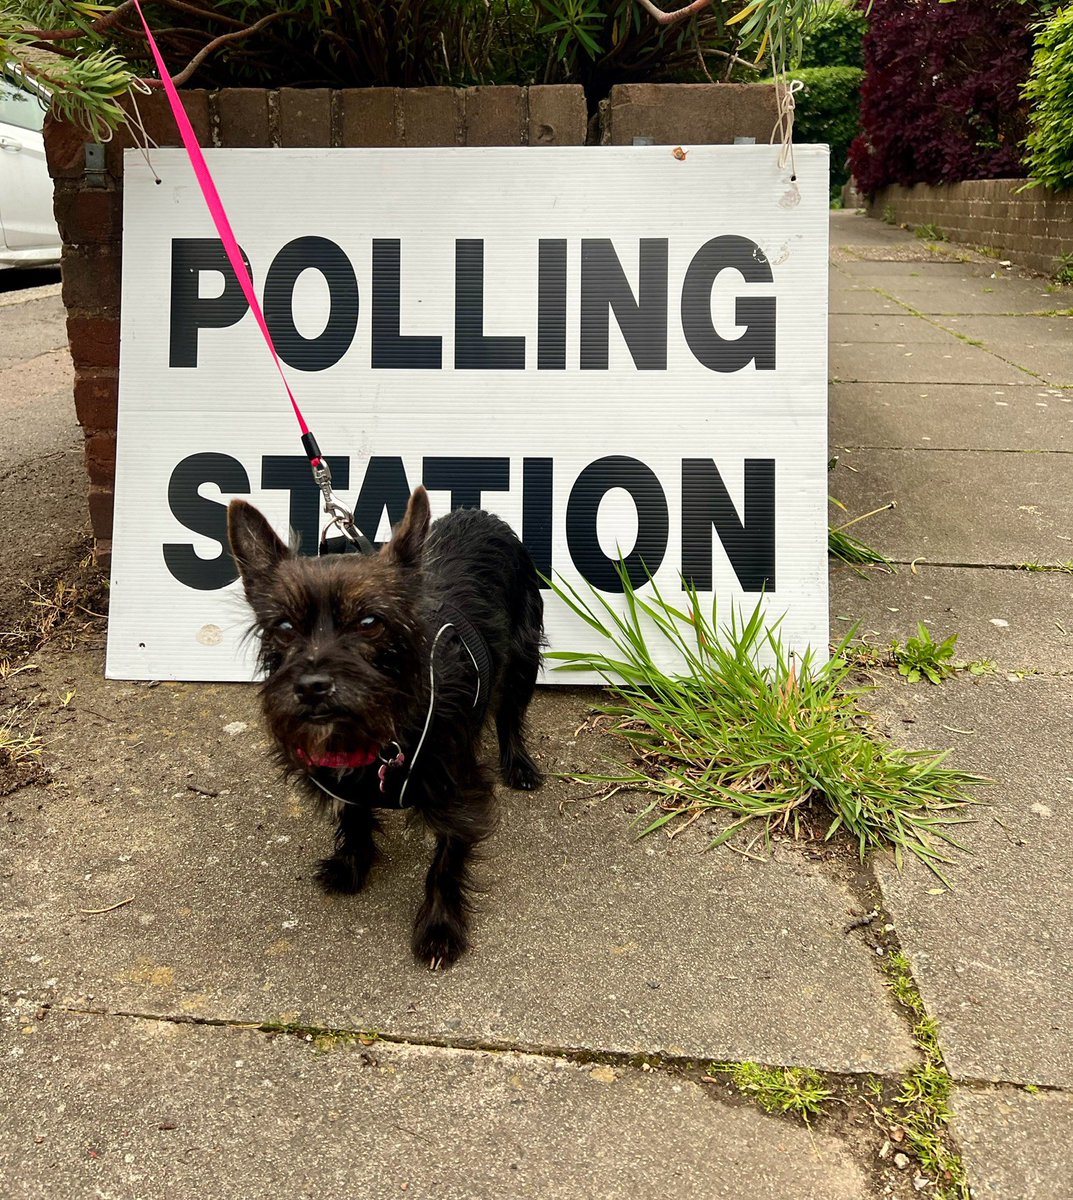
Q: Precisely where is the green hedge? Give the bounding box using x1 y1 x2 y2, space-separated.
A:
799 8 868 68
791 65 865 198
1024 5 1073 191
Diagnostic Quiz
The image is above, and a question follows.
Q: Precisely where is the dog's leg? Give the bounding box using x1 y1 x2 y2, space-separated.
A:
314 802 380 895
412 778 494 967
496 637 543 792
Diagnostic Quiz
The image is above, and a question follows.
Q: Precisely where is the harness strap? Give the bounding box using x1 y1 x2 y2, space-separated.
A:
309 606 493 811
432 601 493 717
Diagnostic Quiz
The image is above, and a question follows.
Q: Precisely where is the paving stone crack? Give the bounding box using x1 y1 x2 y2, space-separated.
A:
834 445 1073 455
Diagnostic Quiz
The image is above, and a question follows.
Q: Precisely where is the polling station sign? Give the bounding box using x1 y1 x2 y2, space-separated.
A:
107 145 830 682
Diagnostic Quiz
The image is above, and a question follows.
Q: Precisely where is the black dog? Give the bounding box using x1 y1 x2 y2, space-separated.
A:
227 486 544 967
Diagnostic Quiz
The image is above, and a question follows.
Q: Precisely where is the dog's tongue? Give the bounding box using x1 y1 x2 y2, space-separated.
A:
296 746 378 770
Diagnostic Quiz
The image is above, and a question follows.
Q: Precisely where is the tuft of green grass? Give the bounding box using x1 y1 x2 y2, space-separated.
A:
882 205 896 225
712 1061 833 1121
548 571 982 883
891 624 959 685
1053 252 1073 286
829 497 897 572
828 525 896 570
863 1073 885 1099
915 223 945 241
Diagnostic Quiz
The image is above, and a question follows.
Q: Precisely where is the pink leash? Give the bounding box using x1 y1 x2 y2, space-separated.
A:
130 0 366 545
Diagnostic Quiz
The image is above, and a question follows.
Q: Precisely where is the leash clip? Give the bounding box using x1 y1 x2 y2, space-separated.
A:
304 434 375 554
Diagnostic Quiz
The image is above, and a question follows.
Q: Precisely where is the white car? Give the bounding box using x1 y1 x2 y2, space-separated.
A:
0 70 61 268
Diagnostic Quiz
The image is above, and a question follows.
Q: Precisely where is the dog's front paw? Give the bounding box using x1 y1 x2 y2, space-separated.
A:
504 751 543 792
412 916 468 970
314 854 369 895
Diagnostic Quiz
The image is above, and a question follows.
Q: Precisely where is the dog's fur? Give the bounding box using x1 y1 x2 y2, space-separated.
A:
227 486 544 967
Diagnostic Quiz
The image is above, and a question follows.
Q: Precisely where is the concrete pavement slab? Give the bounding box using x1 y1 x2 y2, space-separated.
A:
935 314 1073 387
829 314 963 345
0 347 73 407
836 260 1002 280
828 447 1073 565
830 341 1034 386
830 382 1073 452
0 1009 872 1200
870 675 1073 1088
0 382 87 638
1 642 915 1075
871 275 1060 317
952 1086 1073 1199
828 284 901 316
0 294 68 370
832 245 955 267
830 211 918 249
830 562 1073 673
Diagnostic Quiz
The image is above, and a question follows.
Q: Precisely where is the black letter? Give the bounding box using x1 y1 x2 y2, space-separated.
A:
170 239 251 368
164 452 250 590
566 456 668 592
263 236 358 372
523 458 554 584
537 240 567 370
353 457 412 545
681 458 775 591
261 456 350 554
371 239 442 369
580 239 668 370
455 240 525 369
423 458 510 510
681 236 776 373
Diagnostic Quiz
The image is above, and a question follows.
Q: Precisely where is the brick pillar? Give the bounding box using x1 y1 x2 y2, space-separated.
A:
44 91 211 569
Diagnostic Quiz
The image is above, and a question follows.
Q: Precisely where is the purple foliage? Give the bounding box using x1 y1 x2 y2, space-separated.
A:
850 0 1042 192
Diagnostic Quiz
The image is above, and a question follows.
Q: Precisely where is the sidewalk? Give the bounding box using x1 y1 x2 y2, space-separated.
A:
2 212 1071 1198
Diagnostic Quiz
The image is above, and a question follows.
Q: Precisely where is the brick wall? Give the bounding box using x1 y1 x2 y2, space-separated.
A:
44 83 776 567
867 180 1073 277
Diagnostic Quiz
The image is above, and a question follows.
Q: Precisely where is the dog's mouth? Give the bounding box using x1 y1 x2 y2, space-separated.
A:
297 704 343 724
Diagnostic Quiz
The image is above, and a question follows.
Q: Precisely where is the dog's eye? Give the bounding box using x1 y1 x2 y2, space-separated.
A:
275 619 294 633
359 615 380 630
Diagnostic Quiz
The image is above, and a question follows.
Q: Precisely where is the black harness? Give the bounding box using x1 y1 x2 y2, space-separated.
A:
311 531 492 809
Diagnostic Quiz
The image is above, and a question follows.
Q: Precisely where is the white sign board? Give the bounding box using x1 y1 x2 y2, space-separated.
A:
108 145 829 682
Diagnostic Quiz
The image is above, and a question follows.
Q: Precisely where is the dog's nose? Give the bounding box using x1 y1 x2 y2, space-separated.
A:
295 672 335 704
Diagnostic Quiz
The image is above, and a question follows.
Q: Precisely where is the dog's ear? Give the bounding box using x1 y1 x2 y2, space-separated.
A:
384 486 431 569
228 500 291 597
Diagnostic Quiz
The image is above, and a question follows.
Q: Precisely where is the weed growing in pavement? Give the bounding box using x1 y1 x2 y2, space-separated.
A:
881 952 970 1200
256 1020 381 1053
890 624 959 685
709 1061 834 1121
1053 252 1073 286
828 523 896 570
548 571 982 883
1019 559 1073 574
882 205 896 224
829 493 896 573
915 223 945 241
964 659 996 677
